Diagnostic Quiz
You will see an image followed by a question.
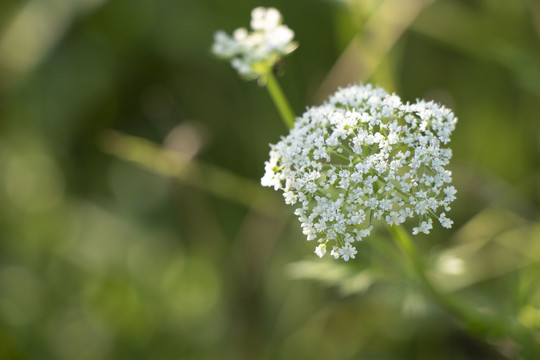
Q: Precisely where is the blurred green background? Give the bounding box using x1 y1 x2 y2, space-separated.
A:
0 0 540 359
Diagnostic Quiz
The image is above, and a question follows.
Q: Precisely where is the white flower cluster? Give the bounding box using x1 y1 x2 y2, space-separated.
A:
261 84 457 261
212 7 297 80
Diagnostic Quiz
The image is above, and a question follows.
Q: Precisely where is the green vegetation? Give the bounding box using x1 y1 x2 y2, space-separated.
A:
0 0 539 359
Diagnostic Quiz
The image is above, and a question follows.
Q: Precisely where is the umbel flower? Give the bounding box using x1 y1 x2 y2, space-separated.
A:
212 7 298 80
261 84 457 261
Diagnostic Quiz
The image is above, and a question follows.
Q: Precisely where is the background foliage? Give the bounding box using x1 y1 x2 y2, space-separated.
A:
0 0 539 359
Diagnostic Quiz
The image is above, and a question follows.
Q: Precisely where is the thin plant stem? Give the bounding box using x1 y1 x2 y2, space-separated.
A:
388 224 538 357
100 130 282 216
264 71 295 129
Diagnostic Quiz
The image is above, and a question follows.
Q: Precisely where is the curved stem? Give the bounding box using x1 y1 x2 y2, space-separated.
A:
388 225 538 357
389 225 489 331
264 72 295 129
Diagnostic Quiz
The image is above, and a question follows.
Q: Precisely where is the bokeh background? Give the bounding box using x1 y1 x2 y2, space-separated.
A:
1 0 540 359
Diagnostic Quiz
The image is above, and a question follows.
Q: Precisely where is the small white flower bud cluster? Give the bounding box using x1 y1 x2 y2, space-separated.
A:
212 7 297 80
261 84 457 261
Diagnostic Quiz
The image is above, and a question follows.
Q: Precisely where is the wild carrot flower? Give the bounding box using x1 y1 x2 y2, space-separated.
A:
261 84 457 260
212 7 297 80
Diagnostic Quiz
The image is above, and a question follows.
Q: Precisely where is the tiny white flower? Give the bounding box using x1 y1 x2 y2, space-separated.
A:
338 244 357 261
444 186 457 202
439 213 453 228
416 218 433 234
315 244 327 258
251 7 281 31
211 31 239 58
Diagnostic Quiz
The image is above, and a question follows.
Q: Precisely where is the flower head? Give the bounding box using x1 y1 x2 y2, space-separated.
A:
212 7 297 80
261 84 457 261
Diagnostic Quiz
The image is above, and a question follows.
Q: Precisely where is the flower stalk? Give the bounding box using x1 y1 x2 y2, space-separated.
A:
388 224 538 357
264 71 295 129
388 225 492 333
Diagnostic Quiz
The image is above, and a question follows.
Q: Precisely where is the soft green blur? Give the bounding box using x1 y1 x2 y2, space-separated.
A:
0 0 539 359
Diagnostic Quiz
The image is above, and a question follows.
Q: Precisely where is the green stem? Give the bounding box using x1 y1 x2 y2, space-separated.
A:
388 225 537 357
329 150 350 162
264 72 295 129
